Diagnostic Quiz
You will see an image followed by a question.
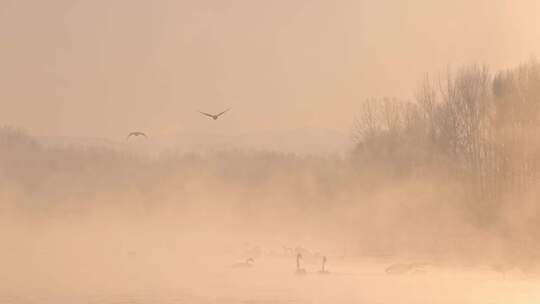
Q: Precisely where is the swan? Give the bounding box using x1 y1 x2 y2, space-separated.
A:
232 258 254 268
282 246 294 256
295 253 306 275
385 263 428 275
317 256 330 274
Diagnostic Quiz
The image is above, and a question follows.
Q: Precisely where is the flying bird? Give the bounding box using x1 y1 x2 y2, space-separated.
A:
127 132 147 140
198 108 231 120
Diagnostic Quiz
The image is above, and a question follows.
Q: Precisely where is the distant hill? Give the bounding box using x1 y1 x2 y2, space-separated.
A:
37 128 351 156
38 136 127 150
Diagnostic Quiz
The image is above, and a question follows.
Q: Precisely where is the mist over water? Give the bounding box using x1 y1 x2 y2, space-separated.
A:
3 97 540 303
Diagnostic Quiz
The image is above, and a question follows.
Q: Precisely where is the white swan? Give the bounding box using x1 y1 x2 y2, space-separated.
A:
385 263 428 275
295 253 306 275
317 256 330 274
232 258 254 268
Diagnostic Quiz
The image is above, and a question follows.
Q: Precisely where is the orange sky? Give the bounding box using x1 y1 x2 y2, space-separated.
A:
0 0 539 150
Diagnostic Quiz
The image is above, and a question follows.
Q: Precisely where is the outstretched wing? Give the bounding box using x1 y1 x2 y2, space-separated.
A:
215 108 231 117
127 132 147 139
198 111 215 118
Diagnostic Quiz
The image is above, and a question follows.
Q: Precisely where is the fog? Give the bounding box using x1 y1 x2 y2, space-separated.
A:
3 111 540 303
2 1 540 303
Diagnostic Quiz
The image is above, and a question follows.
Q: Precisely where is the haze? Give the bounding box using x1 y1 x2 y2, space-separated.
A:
2 1 540 303
1 0 540 149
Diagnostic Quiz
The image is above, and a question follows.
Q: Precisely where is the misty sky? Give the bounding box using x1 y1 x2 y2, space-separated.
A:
1 0 539 149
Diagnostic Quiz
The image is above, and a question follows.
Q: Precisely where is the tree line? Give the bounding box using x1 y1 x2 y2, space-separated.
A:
353 60 540 225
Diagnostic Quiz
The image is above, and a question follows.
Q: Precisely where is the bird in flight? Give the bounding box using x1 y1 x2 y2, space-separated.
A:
198 108 231 120
127 131 147 140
